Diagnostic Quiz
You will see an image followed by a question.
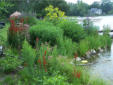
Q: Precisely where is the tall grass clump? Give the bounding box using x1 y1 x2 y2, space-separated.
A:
57 37 78 57
29 20 63 46
102 35 112 48
58 21 86 42
103 25 110 36
85 36 101 50
78 39 89 56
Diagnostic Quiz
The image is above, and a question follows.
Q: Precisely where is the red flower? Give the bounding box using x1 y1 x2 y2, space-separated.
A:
36 37 39 43
14 27 19 32
43 56 47 66
24 62 28 67
44 50 47 56
37 51 48 72
20 18 24 23
74 53 78 59
44 67 47 72
37 59 41 68
76 72 81 79
72 68 81 79
9 19 15 28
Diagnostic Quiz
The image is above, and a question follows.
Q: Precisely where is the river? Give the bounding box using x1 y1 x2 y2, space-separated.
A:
77 16 113 30
89 43 113 84
82 16 113 84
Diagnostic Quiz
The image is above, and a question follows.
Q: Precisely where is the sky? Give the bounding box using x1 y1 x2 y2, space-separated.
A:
65 0 101 5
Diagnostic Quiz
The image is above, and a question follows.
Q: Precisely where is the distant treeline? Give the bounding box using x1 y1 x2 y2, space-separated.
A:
0 0 113 19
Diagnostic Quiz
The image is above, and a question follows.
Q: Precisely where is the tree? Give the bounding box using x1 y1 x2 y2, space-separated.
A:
77 2 89 16
68 2 89 16
33 0 69 17
9 0 69 18
90 1 101 9
0 1 14 20
67 3 78 16
101 0 113 14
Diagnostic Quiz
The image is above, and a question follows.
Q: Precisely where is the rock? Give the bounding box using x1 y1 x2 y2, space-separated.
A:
86 55 91 59
98 47 104 52
91 49 96 54
86 51 91 55
10 11 21 18
86 51 91 58
98 53 101 56
76 57 81 61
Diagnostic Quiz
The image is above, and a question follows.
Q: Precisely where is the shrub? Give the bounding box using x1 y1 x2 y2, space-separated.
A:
44 75 70 85
57 37 78 57
58 21 86 42
29 20 63 46
0 56 22 73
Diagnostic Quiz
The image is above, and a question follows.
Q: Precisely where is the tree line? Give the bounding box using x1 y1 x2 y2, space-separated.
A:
0 0 113 19
68 0 113 16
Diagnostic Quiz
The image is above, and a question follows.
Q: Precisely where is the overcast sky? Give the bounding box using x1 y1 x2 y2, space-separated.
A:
65 0 101 5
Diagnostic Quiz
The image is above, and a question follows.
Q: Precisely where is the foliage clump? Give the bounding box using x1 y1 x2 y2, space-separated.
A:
45 5 66 24
58 21 86 42
0 56 22 73
30 20 63 46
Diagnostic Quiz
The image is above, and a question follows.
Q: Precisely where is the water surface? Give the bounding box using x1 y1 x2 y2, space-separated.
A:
89 43 113 84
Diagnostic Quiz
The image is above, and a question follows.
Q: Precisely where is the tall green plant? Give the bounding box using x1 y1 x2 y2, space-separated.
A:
57 37 78 57
79 39 89 56
21 40 36 79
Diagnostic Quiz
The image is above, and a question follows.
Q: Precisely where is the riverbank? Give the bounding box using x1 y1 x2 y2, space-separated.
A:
0 16 112 85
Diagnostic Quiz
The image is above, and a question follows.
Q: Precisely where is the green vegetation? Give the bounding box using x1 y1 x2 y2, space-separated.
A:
0 56 22 73
0 3 112 85
29 20 63 46
45 5 66 25
58 21 86 42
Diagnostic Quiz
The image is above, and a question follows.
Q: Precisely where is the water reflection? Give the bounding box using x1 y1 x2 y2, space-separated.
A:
90 43 113 83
